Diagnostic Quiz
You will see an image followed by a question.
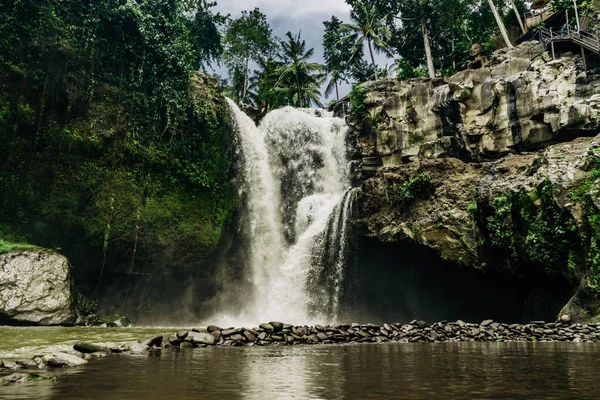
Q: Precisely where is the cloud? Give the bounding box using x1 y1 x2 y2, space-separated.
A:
213 0 350 18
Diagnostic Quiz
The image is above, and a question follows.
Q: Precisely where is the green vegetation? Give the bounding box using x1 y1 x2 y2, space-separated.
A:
340 2 392 81
467 190 479 217
224 8 276 104
388 173 436 207
349 84 368 120
226 27 326 109
323 17 353 101
481 182 579 278
0 0 238 296
337 0 540 83
570 154 600 291
0 238 36 254
276 32 327 108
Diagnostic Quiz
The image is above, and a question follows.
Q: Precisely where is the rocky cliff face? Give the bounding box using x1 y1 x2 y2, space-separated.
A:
351 44 600 322
0 250 82 325
351 43 600 170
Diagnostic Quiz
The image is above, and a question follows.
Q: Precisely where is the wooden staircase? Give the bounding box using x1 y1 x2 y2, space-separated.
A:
536 25 600 56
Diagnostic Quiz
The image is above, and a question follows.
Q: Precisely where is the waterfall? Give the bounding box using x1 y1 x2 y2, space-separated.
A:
222 100 353 325
307 188 359 321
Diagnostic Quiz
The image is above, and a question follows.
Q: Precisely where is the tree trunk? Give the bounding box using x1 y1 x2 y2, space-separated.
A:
488 0 514 48
295 71 303 107
421 17 436 79
367 38 379 81
452 30 456 70
335 81 339 101
509 0 526 34
241 57 249 103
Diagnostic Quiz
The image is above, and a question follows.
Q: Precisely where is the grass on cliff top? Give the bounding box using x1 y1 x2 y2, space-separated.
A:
0 238 37 254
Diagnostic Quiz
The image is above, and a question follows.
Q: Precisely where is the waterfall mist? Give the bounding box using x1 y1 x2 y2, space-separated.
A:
213 101 354 326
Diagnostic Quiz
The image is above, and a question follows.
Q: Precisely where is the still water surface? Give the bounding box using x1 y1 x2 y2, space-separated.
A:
3 336 600 399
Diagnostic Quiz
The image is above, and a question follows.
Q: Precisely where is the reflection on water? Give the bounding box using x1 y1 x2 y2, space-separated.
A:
4 342 600 399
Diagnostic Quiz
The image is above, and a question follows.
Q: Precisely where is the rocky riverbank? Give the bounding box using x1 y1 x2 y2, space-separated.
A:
3 318 600 384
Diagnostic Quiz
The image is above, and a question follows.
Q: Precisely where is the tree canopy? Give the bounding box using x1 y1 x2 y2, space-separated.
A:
223 8 276 103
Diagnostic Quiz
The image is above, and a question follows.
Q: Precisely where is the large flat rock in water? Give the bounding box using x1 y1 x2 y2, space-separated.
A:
0 250 76 325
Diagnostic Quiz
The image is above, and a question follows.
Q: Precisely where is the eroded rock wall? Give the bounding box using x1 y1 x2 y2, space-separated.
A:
352 43 600 170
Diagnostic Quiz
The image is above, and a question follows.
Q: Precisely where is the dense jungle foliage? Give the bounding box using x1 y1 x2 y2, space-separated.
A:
0 0 238 311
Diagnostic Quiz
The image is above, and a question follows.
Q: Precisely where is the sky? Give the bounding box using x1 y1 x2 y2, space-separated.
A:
212 0 387 102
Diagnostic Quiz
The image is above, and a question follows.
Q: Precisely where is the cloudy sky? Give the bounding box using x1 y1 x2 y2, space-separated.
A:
211 0 367 101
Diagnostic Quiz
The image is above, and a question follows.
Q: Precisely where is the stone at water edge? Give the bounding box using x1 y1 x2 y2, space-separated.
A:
42 353 88 368
268 322 284 332
1 373 31 384
0 250 78 325
222 328 243 337
561 315 571 323
74 342 109 354
243 331 257 342
259 323 275 333
139 336 163 347
480 320 494 327
125 343 149 353
207 325 222 333
176 331 189 339
186 331 216 346
1 360 20 370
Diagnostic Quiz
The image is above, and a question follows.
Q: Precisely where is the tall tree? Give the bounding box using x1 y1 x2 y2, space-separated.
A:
276 32 326 107
223 8 275 103
323 16 353 100
341 1 392 81
186 0 227 69
391 1 439 79
248 58 288 111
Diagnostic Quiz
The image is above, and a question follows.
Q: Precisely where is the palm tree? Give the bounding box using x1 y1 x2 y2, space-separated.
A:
276 32 326 107
341 2 392 81
325 68 345 101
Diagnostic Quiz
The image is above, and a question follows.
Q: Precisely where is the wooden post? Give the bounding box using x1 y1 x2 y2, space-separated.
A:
581 47 587 70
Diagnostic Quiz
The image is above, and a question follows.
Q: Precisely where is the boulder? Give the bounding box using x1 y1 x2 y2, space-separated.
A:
42 353 87 368
0 250 78 325
186 331 216 346
259 323 274 333
139 336 163 347
1 373 30 384
268 322 284 332
73 343 109 354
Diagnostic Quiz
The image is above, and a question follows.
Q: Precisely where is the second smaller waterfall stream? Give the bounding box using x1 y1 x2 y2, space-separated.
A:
307 188 359 321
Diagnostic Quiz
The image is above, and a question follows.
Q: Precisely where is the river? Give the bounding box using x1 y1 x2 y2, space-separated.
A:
2 327 600 399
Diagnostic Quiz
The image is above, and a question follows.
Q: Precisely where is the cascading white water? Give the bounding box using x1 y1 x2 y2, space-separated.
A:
307 188 359 321
223 100 352 325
